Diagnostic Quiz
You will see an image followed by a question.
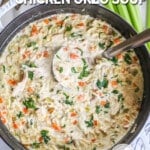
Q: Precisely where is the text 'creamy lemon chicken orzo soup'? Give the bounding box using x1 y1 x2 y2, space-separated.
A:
0 13 143 150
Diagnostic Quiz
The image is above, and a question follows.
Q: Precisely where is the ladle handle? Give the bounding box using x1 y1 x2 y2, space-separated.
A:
102 29 150 58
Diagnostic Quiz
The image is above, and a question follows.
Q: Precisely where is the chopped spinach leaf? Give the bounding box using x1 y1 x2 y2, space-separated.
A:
23 98 36 109
28 71 34 80
31 142 40 148
96 78 108 89
78 59 90 79
40 130 50 144
27 41 36 47
85 115 94 127
78 66 90 79
76 47 83 56
112 90 119 94
118 93 124 102
65 25 72 32
95 105 101 114
63 93 74 105
71 67 78 73
104 102 110 108
25 61 37 68
64 99 74 105
16 111 23 118
110 57 118 65
58 67 63 73
2 65 5 73
124 53 132 64
98 42 105 49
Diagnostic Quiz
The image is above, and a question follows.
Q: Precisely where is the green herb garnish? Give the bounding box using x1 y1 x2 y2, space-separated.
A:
78 58 90 79
96 78 108 89
65 25 72 32
16 111 23 118
40 130 50 144
85 115 94 127
58 67 63 73
118 93 124 102
25 61 37 68
63 93 74 105
71 67 78 73
104 102 110 108
124 53 132 64
27 41 36 47
23 98 36 109
95 106 101 114
2 65 5 73
112 90 119 94
110 57 118 65
64 99 74 105
31 142 40 148
98 42 105 49
28 71 34 80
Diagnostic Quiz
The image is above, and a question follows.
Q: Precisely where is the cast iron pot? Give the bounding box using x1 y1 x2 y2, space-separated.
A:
0 2 150 150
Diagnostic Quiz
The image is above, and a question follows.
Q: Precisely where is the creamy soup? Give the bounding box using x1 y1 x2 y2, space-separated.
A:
0 13 143 150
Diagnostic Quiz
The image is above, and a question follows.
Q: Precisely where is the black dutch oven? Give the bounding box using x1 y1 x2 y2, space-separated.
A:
0 2 150 150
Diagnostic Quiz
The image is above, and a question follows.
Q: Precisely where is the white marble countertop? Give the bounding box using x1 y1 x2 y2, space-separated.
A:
0 2 149 150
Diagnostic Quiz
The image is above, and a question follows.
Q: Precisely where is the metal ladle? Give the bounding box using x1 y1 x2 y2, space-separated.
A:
102 28 150 59
52 29 150 82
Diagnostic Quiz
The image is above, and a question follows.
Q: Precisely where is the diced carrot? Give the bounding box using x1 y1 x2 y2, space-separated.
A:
52 123 62 131
94 120 98 126
23 108 28 114
69 53 79 59
43 50 49 58
76 22 84 27
39 136 43 142
27 87 34 93
13 122 18 129
100 100 107 107
7 79 17 86
72 120 78 125
91 138 96 143
31 25 38 36
71 112 77 117
102 24 108 33
77 94 85 101
56 20 64 26
116 53 122 59
111 80 118 86
44 19 50 24
22 51 31 59
0 97 3 103
113 38 121 45
133 56 138 62
78 82 86 87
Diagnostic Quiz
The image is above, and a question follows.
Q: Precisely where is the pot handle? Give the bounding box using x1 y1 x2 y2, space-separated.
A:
0 0 22 32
